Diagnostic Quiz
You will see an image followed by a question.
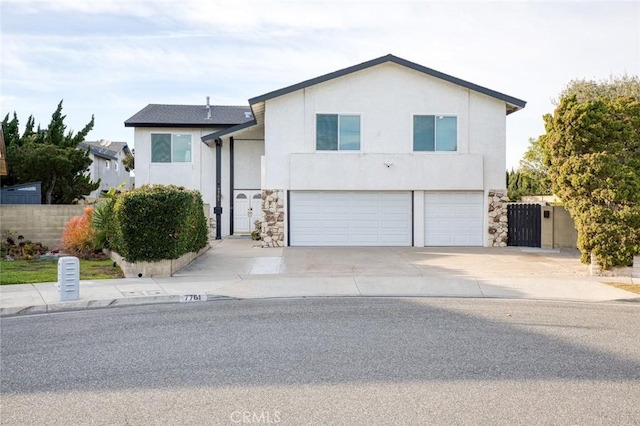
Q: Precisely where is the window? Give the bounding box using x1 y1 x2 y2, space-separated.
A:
114 162 119 171
413 115 457 151
316 114 360 151
151 133 192 163
105 160 110 169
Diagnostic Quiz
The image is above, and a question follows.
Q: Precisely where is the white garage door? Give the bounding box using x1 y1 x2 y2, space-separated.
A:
290 191 412 246
424 191 484 246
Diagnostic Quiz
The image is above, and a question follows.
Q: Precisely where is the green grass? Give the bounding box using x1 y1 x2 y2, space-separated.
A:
0 258 124 285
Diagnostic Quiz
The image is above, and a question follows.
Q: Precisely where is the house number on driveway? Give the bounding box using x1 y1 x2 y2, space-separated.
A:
180 294 207 302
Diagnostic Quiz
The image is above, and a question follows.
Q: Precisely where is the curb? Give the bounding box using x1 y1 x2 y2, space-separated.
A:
2 292 639 317
0 293 236 317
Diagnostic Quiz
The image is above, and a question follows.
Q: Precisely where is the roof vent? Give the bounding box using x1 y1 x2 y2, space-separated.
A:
244 112 252 119
205 96 211 120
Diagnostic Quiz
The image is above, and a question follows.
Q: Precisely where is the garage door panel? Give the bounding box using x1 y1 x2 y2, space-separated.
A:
352 235 382 243
290 191 412 246
381 219 411 229
425 191 483 247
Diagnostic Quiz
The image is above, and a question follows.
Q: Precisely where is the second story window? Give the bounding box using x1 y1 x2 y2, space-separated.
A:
114 162 119 171
151 134 192 163
413 115 457 152
105 160 110 169
316 114 361 151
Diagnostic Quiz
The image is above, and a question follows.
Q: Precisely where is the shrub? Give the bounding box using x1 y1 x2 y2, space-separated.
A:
1 231 48 260
61 206 97 257
108 185 208 262
92 186 121 250
541 95 640 269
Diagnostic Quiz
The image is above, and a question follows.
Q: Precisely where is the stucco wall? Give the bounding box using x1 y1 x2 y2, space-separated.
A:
263 62 507 191
231 125 265 191
540 205 578 249
134 125 264 238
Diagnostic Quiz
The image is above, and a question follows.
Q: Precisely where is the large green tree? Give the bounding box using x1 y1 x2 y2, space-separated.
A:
1 101 99 204
540 90 640 269
557 75 640 103
518 75 640 201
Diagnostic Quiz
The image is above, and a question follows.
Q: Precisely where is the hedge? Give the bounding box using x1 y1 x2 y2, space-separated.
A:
109 185 208 262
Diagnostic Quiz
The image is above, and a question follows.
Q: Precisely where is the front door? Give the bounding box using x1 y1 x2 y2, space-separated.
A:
233 190 263 233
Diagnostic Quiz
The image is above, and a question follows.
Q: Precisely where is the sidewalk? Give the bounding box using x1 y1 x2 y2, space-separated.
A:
2 239 638 316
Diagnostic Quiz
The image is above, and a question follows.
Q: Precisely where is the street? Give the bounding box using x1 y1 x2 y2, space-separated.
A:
2 298 640 425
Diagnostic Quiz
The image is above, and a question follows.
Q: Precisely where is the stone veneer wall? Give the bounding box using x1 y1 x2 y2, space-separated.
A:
260 189 285 247
488 189 509 247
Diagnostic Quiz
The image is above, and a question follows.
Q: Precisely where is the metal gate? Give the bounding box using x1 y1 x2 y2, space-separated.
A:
507 203 541 247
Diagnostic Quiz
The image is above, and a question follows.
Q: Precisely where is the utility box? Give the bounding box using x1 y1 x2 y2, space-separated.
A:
57 256 80 301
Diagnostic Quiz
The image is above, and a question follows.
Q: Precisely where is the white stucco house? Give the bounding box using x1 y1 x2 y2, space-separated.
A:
78 140 133 198
126 54 526 247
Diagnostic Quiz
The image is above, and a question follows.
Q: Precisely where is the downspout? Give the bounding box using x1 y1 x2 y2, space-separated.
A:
229 136 234 235
215 138 223 240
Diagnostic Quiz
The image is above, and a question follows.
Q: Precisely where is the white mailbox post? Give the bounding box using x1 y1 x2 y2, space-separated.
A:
57 256 80 301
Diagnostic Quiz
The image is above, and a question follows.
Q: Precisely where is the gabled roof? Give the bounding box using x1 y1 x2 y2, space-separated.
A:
124 104 253 128
249 54 526 114
78 140 130 160
201 119 258 144
200 54 527 143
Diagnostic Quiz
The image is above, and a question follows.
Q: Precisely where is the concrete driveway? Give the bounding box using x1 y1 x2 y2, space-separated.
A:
2 238 637 316
178 238 588 280
166 240 634 302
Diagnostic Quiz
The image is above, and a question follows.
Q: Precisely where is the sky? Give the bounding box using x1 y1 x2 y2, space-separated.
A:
1 0 639 169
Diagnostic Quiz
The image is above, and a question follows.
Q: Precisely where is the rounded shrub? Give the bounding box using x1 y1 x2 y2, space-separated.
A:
109 185 208 262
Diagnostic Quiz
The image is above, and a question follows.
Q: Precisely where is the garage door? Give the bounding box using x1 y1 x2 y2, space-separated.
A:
424 191 484 246
290 191 412 246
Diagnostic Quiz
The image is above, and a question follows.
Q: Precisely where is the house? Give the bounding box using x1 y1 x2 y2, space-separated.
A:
124 101 260 235
78 140 133 198
126 54 526 247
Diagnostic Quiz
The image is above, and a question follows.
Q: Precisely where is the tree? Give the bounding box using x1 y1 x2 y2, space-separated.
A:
557 74 640 104
540 94 640 269
506 141 551 201
1 101 99 204
518 137 552 195
122 150 135 172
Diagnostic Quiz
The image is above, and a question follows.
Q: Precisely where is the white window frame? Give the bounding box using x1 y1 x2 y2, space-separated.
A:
412 114 458 153
315 113 362 152
105 160 110 169
150 133 194 164
114 161 119 171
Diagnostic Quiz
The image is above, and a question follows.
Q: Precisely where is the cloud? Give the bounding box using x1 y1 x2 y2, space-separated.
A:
2 0 638 165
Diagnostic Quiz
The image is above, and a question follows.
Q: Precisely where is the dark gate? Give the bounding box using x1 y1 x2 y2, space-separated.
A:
507 203 541 247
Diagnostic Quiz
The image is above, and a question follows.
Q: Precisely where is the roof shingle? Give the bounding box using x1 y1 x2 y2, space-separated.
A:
78 141 130 160
124 104 253 127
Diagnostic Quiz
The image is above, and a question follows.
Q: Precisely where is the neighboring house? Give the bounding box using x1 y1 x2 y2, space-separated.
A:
126 54 526 247
78 140 133 198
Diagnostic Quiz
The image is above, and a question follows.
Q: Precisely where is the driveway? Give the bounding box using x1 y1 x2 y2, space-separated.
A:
2 238 636 316
178 238 588 280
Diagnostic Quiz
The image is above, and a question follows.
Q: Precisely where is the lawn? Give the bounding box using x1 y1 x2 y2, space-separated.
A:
603 282 640 295
0 258 124 285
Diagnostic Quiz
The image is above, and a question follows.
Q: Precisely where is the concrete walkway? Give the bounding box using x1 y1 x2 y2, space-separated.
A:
1 239 638 316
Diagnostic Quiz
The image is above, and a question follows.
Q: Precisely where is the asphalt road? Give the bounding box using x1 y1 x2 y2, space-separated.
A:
2 298 640 425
